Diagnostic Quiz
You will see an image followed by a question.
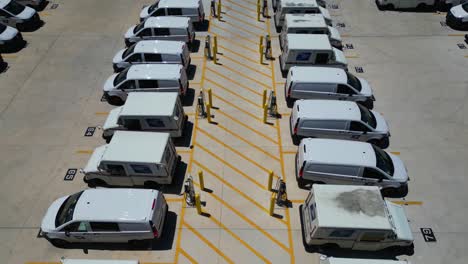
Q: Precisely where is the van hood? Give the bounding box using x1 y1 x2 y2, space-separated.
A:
450 5 468 18
103 73 117 92
83 145 108 174
0 25 18 41
112 49 126 64
125 25 137 39
41 196 69 232
140 5 151 20
358 77 373 97
372 110 390 134
17 6 35 20
332 48 347 66
388 153 408 183
386 202 414 242
327 26 342 42
103 107 123 131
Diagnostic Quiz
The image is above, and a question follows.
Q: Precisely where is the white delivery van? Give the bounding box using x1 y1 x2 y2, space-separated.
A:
0 22 22 48
61 259 139 264
274 0 331 32
376 0 436 10
290 100 391 148
139 0 205 25
124 17 195 47
446 2 468 29
40 188 168 248
318 255 411 264
0 0 40 30
113 40 190 72
102 92 186 142
82 131 178 188
301 185 414 253
280 14 342 50
285 66 375 108
279 34 347 76
103 64 188 106
296 138 409 196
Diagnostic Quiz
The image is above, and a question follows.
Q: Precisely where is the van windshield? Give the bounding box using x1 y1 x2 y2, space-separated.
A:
114 68 129 86
4 1 26 15
55 191 83 227
358 104 377 129
346 72 362 91
148 0 160 13
134 23 145 33
123 45 136 58
372 145 394 176
0 24 6 33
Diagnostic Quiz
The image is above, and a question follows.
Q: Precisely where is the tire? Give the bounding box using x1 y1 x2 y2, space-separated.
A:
50 239 69 248
107 96 124 106
87 179 106 188
385 4 395 10
286 96 295 108
292 134 301 145
360 99 374 109
378 137 390 149
144 181 160 189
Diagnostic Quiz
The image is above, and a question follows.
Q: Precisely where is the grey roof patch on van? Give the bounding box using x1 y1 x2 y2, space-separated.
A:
334 188 386 217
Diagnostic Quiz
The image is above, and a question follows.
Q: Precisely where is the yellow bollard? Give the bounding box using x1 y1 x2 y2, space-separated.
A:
207 88 213 106
257 0 261 21
262 89 267 106
259 35 264 55
217 0 222 20
263 103 268 123
260 45 264 64
195 193 202 215
269 195 275 216
206 103 212 123
198 170 205 191
267 170 274 191
213 36 218 62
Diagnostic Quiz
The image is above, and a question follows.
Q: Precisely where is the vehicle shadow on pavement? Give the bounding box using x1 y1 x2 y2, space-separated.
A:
182 88 195 106
160 159 187 195
187 64 197 80
173 120 193 148
190 39 200 52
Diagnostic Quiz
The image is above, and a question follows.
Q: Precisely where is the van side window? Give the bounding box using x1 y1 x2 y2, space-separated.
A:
315 53 329 64
61 222 80 232
0 9 12 17
127 54 143 62
309 203 316 221
107 164 126 176
152 8 165 16
349 121 370 132
119 80 137 90
360 232 386 242
295 83 330 93
363 167 385 180
329 230 355 237
337 84 355 95
144 53 162 61
158 80 179 87
168 8 183 15
90 222 120 232
311 164 359 176
139 80 159 88
303 120 345 130
171 28 187 35
130 164 153 174
296 52 311 61
147 118 165 127
139 28 153 37
123 119 142 130
154 28 170 36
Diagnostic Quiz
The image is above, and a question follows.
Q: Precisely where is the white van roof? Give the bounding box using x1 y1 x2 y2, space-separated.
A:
73 189 159 222
158 0 199 8
312 185 392 230
285 14 327 28
122 92 178 117
61 259 139 264
295 100 361 121
323 257 409 264
144 16 190 28
287 34 332 50
280 0 318 8
290 66 347 84
127 64 182 81
301 138 376 167
102 131 170 163
134 40 185 55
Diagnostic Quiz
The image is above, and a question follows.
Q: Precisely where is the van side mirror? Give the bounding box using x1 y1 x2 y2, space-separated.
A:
65 231 70 237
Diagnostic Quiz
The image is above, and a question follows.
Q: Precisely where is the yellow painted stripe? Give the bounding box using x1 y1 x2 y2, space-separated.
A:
223 0 257 13
215 36 258 53
464 55 468 58
177 149 192 154
94 112 109 115
25 262 60 264
290 199 305 204
390 151 400 155
206 69 263 97
222 12 265 30
216 110 278 144
166 198 184 202
184 222 235 264
198 127 273 173
186 112 196 116
190 82 201 85
219 63 272 88
191 56 204 59
217 123 280 161
195 143 267 190
345 55 359 58
223 5 258 21
212 94 263 122
391 201 423 206
280 112 291 116
40 12 51 16
220 19 262 37
210 23 258 45
222 53 272 78
2 54 18 58
282 151 296 154
205 77 262 107
219 44 269 66
76 150 93 154
179 248 198 264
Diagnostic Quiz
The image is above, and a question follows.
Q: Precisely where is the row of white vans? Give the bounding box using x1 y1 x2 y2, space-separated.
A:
38 0 208 250
271 1 416 260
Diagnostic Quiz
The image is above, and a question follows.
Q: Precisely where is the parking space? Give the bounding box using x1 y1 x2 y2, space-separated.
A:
1 0 468 263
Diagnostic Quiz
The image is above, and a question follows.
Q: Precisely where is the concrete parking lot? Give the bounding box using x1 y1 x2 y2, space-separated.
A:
0 0 467 263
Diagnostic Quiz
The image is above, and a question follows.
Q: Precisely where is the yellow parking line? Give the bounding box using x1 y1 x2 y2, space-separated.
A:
178 149 192 154
184 222 235 264
191 56 204 59
208 190 290 251
186 112 196 116
280 112 291 116
40 12 51 16
391 201 423 206
220 64 272 88
212 94 263 121
345 55 359 58
210 23 258 45
179 248 198 264
223 6 258 21
76 150 93 154
2 54 17 58
222 12 265 30
221 19 262 37
205 78 262 107
216 110 278 144
206 69 263 96
390 151 400 155
196 143 267 190
198 128 273 173
95 112 109 115
215 36 258 53
166 198 184 202
217 124 280 161
210 215 271 263
282 151 296 155
223 0 257 13
194 160 283 219
219 44 269 66
290 199 305 204
222 54 272 78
